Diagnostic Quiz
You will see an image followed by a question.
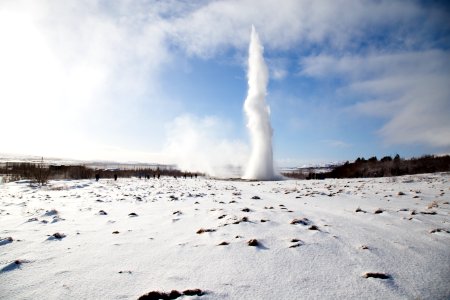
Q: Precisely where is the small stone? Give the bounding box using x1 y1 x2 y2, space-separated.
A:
52 232 65 239
420 211 437 215
308 225 319 231
363 272 390 279
247 239 259 246
196 228 215 234
183 289 205 296
169 290 182 298
291 218 310 225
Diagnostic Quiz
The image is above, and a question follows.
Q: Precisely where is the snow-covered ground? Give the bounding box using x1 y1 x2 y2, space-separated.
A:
1 174 449 299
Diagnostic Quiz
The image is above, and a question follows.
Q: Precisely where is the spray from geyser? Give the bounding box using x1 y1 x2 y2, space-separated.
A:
243 26 276 180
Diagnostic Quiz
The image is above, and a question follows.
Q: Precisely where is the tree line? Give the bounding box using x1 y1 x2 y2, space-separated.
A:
283 154 450 179
0 160 199 185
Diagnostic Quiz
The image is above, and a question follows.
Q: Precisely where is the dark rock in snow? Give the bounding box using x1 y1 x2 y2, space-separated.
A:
0 237 13 246
49 232 66 240
420 211 437 215
430 228 450 234
138 289 205 300
183 289 205 296
355 207 366 213
248 239 259 246
363 272 391 279
196 228 216 234
290 218 310 225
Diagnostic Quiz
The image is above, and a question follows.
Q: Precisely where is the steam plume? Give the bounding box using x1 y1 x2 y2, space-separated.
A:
243 26 276 180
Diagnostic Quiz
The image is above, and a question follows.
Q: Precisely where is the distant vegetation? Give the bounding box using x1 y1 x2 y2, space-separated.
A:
0 159 197 185
283 154 450 179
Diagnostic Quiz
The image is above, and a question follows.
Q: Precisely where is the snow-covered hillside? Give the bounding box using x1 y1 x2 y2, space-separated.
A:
1 174 449 299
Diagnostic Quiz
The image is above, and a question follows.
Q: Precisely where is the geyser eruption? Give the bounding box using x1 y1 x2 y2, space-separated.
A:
243 26 275 180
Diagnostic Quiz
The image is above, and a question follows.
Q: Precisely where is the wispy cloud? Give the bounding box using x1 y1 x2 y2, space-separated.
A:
322 139 351 148
301 50 450 147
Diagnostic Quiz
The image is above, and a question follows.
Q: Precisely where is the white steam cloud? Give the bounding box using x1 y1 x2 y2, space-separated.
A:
243 26 276 180
164 115 248 178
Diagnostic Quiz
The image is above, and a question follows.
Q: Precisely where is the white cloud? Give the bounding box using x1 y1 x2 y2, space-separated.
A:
301 50 450 147
0 0 173 158
267 57 289 80
322 139 351 148
167 0 440 57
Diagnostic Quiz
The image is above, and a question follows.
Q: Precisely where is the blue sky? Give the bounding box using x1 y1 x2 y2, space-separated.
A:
1 0 449 169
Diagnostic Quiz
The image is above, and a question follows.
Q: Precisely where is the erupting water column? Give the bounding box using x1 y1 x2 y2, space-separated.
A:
243 26 275 180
